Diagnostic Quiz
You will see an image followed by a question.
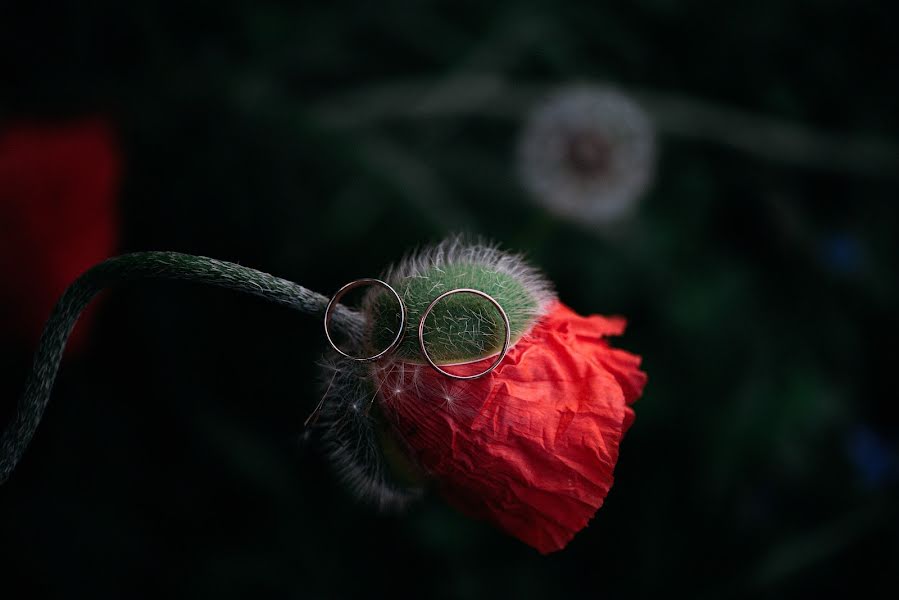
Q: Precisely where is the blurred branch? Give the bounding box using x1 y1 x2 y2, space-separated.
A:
752 499 886 587
357 135 477 229
311 75 899 178
0 252 364 485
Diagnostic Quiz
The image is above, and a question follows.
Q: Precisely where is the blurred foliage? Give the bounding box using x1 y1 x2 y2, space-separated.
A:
1 1 898 598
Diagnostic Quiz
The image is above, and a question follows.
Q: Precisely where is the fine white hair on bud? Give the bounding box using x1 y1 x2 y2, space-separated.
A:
380 235 556 312
518 85 656 227
313 353 423 511
363 235 557 364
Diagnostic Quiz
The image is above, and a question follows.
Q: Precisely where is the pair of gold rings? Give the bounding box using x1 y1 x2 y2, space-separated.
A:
323 279 511 381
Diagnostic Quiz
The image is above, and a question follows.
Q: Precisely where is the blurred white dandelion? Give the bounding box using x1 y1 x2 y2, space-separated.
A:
518 85 656 227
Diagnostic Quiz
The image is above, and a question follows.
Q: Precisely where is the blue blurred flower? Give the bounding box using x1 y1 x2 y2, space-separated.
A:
846 425 898 488
818 234 865 275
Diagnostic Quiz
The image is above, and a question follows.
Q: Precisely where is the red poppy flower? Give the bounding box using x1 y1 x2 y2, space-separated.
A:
0 118 119 349
375 300 647 553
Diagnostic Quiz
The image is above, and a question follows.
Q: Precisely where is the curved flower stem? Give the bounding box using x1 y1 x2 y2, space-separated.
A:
0 251 365 485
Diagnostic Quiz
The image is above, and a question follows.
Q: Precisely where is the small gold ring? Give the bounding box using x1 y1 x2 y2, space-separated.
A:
324 279 405 361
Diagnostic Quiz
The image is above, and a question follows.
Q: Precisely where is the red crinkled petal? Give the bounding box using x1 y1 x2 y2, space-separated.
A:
376 301 647 553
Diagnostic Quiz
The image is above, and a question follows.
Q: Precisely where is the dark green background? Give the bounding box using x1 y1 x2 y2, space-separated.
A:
1 1 897 598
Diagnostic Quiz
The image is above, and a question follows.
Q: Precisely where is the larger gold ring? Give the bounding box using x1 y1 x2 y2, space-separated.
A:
417 288 511 380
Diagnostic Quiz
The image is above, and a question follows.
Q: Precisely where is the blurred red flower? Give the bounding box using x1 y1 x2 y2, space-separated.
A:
0 119 120 350
378 301 647 553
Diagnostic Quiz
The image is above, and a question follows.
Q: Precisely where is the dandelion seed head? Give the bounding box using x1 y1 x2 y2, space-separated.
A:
518 85 656 227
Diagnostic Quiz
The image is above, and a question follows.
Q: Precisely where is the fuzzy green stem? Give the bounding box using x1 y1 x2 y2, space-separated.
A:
0 251 364 485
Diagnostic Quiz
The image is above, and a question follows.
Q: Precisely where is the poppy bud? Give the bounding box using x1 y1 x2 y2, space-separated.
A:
318 237 646 553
